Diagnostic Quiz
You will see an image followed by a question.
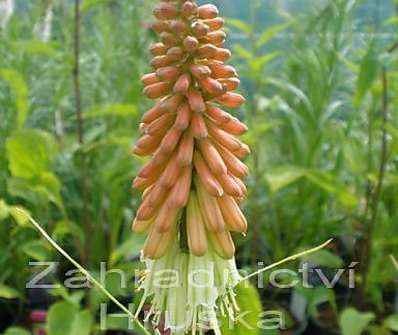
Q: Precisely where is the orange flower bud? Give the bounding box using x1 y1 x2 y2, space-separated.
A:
174 103 192 130
141 102 166 124
187 88 206 112
219 116 248 135
160 152 181 187
143 81 172 99
198 4 219 19
167 46 185 61
218 77 240 91
141 73 160 86
217 173 243 197
159 32 180 47
199 77 225 96
159 94 183 112
186 191 208 256
150 42 167 56
205 103 232 123
176 129 194 166
147 183 168 209
153 3 179 20
206 30 226 45
233 144 251 159
181 1 198 18
145 112 175 136
218 195 247 233
152 20 170 34
215 142 249 177
208 62 237 78
183 36 199 52
168 166 192 208
143 226 176 259
190 111 208 139
150 55 175 69
215 92 246 108
173 73 192 94
156 66 181 81
193 151 224 197
212 47 231 61
199 139 227 175
190 64 211 80
192 21 210 37
154 204 180 233
203 17 224 30
209 230 235 259
195 176 225 232
159 126 182 154
169 20 189 35
196 43 217 58
132 216 153 234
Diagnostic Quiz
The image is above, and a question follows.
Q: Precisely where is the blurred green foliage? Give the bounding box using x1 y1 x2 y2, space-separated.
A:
0 0 397 334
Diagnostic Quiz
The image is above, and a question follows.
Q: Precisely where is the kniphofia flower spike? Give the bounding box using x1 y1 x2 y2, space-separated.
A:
132 1 249 333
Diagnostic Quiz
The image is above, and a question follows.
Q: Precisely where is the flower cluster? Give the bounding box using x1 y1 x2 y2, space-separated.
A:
132 1 249 333
132 0 249 261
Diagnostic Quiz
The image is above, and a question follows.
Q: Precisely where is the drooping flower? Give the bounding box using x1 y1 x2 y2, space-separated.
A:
132 1 249 333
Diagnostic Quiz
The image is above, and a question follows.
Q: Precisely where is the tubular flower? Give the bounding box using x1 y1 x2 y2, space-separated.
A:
132 0 249 333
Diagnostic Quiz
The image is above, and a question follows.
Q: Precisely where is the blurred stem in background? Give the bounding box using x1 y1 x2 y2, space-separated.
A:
73 0 91 279
356 67 390 308
248 0 264 267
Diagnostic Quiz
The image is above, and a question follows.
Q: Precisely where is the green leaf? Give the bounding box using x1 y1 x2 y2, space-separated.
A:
384 314 398 331
354 42 379 108
302 249 343 268
0 69 29 128
232 44 253 60
0 284 21 299
385 16 398 26
249 52 280 73
4 327 31 335
296 286 336 316
81 0 113 14
226 19 252 35
5 130 62 208
22 240 51 261
47 302 93 335
255 23 291 49
53 220 85 244
82 104 137 119
265 167 306 192
104 313 132 331
110 234 145 266
339 308 375 335
9 206 30 226
305 171 358 207
13 40 58 57
220 282 262 335
6 129 57 179
0 199 10 221
368 325 391 335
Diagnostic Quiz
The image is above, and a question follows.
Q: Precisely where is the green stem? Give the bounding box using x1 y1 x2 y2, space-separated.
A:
356 68 389 308
20 210 152 335
240 238 333 282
